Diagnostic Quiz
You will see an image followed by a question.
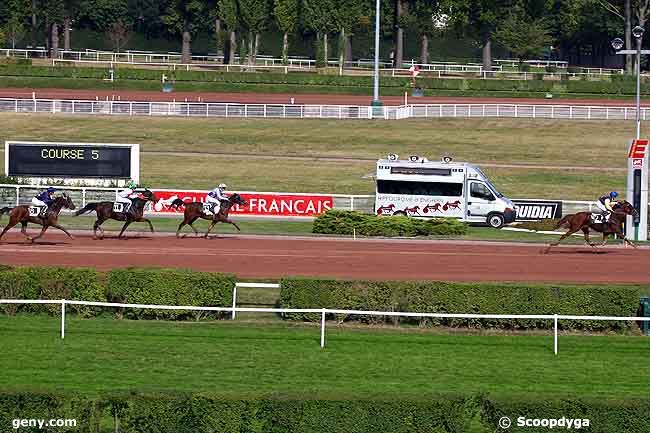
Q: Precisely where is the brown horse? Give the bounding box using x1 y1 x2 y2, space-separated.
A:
73 189 158 239
545 200 638 253
171 193 247 238
0 193 76 242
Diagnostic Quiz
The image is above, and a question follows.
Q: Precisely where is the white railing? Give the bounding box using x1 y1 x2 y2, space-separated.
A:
2 98 649 121
1 296 647 354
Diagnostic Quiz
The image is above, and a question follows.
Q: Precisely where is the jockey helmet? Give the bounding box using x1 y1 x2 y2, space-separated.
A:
127 180 138 189
46 187 57 193
218 183 227 189
610 191 618 199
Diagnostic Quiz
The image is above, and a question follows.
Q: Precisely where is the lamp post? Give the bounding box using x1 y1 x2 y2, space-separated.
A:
372 0 383 111
614 30 650 241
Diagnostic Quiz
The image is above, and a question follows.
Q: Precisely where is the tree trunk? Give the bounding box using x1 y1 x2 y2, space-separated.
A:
339 28 345 70
323 33 328 67
248 31 254 65
64 17 71 51
395 0 403 68
482 35 492 71
215 19 223 57
625 0 633 73
254 33 260 64
345 34 352 63
282 32 289 64
44 17 50 52
51 23 59 58
420 33 429 64
229 31 237 63
31 0 37 47
181 30 192 64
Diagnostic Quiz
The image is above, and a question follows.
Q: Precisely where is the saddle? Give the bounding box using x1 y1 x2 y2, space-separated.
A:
29 206 48 218
203 202 219 216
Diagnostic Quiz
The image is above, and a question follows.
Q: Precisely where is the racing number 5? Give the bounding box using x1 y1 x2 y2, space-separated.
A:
91 150 99 160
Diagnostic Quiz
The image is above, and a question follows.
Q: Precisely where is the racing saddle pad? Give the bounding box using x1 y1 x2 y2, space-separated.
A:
28 206 46 217
113 202 130 213
202 202 217 215
590 213 607 224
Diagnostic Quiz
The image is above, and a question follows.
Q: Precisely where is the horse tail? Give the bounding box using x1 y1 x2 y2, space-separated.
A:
170 198 186 209
0 207 11 219
74 202 99 216
554 214 572 230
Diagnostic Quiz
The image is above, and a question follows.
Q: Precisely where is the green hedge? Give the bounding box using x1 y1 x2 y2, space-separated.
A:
279 278 642 331
0 266 234 320
312 210 468 237
1 392 649 433
3 64 650 96
107 268 235 320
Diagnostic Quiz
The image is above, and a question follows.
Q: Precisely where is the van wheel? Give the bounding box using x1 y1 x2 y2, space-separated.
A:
392 211 407 217
487 213 505 229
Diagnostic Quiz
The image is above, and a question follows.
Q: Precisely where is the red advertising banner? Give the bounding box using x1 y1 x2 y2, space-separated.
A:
151 190 334 217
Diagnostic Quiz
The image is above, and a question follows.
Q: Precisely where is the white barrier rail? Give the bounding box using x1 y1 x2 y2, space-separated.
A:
2 98 648 121
1 296 648 353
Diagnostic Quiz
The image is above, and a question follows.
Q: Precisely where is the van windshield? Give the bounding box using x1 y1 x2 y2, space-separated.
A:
474 168 503 198
377 180 463 196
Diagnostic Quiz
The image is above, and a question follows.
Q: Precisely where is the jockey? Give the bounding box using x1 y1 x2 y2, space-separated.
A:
596 191 618 222
116 180 139 212
32 187 57 214
206 183 228 215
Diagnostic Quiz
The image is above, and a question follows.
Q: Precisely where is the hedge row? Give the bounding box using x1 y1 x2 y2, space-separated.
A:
1 64 649 95
0 391 648 433
0 266 235 320
279 278 644 331
312 210 468 237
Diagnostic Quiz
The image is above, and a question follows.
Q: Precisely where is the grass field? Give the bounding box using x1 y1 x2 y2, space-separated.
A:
1 315 648 398
0 114 633 199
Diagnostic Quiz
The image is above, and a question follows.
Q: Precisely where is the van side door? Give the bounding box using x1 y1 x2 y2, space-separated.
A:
467 181 495 220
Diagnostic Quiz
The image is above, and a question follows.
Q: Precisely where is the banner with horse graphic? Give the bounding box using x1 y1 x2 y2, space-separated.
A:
150 190 334 218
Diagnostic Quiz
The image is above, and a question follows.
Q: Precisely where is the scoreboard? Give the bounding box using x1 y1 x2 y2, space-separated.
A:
5 141 139 182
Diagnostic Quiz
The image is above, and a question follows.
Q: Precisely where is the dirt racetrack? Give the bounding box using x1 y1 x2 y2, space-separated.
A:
0 232 648 283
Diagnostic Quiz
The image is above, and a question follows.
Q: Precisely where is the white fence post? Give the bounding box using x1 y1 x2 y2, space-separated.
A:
15 186 20 206
320 309 326 348
61 299 66 339
553 314 558 355
231 284 237 320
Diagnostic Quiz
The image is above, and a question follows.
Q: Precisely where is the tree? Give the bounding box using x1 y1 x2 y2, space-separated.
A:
218 0 239 63
494 7 552 61
1 0 28 49
444 0 511 70
108 19 131 51
333 0 364 68
274 0 299 64
238 0 271 65
161 0 208 63
42 0 65 57
303 0 339 66
410 0 444 64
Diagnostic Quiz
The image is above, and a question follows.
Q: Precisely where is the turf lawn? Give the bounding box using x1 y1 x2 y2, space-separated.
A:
1 315 648 399
0 114 633 200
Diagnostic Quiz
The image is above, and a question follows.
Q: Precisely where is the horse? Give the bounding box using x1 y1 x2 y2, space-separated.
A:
0 193 76 242
544 200 638 253
73 189 158 239
170 193 248 238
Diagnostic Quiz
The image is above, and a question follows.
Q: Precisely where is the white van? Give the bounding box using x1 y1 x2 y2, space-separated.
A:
375 154 516 228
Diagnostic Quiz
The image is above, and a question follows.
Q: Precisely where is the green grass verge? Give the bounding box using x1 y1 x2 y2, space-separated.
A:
0 115 632 200
1 315 648 399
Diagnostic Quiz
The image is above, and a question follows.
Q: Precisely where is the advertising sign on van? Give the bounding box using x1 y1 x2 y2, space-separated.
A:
512 200 563 221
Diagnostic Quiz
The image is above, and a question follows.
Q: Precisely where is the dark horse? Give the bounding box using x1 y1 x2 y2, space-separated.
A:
545 200 638 253
0 193 76 242
73 189 158 239
171 193 247 238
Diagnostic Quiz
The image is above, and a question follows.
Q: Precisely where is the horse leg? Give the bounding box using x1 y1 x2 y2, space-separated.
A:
581 227 595 247
118 221 133 238
601 233 610 246
189 217 200 236
176 219 187 238
20 221 29 239
93 217 106 240
52 223 74 239
545 227 580 253
204 220 217 238
224 218 241 232
618 231 639 249
0 217 21 241
135 217 155 233
30 225 49 242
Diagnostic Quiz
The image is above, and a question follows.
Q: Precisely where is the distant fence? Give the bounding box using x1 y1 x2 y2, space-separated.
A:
1 98 648 121
1 296 649 354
